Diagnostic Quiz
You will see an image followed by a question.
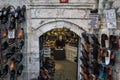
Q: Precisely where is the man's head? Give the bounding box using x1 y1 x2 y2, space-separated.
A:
59 35 63 41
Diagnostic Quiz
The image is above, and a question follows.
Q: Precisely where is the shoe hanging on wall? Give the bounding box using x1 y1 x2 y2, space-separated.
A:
8 12 16 30
17 64 24 77
1 65 9 78
17 28 24 39
16 40 24 51
81 32 90 45
9 58 16 71
101 33 108 48
1 6 11 24
15 53 23 64
1 41 8 51
91 34 100 45
10 69 16 80
19 5 26 23
1 28 8 38
15 6 21 20
6 46 16 59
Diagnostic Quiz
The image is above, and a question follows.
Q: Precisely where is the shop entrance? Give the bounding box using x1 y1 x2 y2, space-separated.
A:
29 20 86 80
39 28 80 80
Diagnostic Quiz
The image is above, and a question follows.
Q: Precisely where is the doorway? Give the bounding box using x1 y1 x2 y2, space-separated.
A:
39 28 80 80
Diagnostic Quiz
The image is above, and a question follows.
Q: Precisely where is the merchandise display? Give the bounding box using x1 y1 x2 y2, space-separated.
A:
0 5 26 80
80 32 116 80
43 28 79 49
39 28 79 80
38 57 55 80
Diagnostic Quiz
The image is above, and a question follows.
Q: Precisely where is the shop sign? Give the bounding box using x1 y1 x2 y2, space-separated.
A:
8 29 15 38
104 9 117 28
60 0 68 3
88 13 99 29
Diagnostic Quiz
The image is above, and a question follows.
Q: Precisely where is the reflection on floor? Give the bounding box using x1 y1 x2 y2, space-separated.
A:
54 60 77 80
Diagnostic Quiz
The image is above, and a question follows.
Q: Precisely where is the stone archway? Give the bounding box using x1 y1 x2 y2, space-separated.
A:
27 20 85 80
33 20 86 37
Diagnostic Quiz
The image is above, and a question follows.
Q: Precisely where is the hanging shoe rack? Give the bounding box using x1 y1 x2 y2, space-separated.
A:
0 5 26 80
80 28 117 80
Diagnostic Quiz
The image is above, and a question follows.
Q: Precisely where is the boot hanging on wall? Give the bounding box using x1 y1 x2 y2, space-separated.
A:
6 46 16 59
16 40 24 51
14 5 26 23
81 41 89 53
17 28 24 39
1 7 6 23
10 69 16 80
81 32 90 45
91 34 100 45
19 5 26 23
1 6 11 24
80 64 88 73
15 53 23 64
80 56 89 68
109 35 119 50
1 28 8 38
8 12 16 30
15 6 21 21
17 64 24 76
81 49 89 60
5 46 15 59
1 65 9 77
9 58 15 71
80 71 88 80
2 56 8 64
1 41 8 51
101 33 108 48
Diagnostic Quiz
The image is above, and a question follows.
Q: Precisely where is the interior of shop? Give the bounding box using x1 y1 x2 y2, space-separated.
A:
39 28 79 80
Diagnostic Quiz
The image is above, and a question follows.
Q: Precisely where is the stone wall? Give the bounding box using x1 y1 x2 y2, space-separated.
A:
0 0 98 80
26 1 97 79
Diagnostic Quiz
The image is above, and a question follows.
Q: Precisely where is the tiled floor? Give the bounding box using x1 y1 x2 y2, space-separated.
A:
54 60 77 80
